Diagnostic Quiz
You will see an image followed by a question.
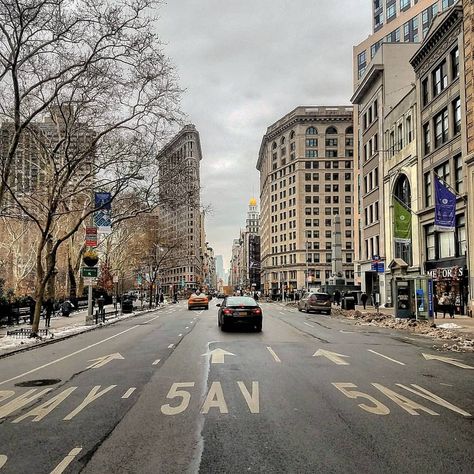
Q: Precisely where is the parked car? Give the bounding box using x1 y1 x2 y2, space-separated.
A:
216 293 225 299
188 292 209 310
217 296 262 332
298 292 332 314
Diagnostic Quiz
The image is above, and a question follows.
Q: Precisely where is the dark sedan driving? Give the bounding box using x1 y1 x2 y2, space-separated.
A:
217 296 262 332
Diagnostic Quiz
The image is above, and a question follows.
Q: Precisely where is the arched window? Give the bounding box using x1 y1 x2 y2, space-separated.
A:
394 174 411 207
306 127 317 135
280 136 286 145
272 141 277 150
345 126 353 135
290 130 295 140
393 173 412 265
326 126 338 134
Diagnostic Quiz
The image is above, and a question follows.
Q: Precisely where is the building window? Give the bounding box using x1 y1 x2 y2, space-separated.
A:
306 127 317 135
454 154 463 194
325 138 338 147
424 172 432 207
457 215 467 256
434 108 448 148
325 150 338 158
453 97 461 134
306 139 318 147
432 61 448 97
406 115 413 143
326 126 337 134
426 225 435 260
387 3 396 21
435 161 450 183
422 78 429 106
438 230 456 258
305 150 318 158
451 47 459 79
423 122 431 154
386 28 400 43
442 0 455 10
400 0 410 11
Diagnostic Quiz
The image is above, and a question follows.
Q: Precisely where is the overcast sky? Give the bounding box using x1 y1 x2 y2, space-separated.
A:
158 0 372 271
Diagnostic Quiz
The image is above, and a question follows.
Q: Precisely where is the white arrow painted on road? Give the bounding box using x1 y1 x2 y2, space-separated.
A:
87 353 124 369
202 348 236 364
422 353 474 369
313 349 350 365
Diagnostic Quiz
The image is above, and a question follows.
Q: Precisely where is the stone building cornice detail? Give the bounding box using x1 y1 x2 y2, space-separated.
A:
410 5 463 73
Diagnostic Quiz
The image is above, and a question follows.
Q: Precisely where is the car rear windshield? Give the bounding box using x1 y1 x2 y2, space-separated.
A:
311 293 330 301
226 297 257 307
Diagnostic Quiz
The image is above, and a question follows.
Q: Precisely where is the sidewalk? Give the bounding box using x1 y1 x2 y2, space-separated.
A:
0 302 165 357
353 304 474 337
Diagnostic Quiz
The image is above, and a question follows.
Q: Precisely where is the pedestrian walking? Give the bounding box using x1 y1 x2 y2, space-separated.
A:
333 289 341 307
45 298 54 328
159 293 164 304
97 295 106 322
361 292 368 310
61 299 73 317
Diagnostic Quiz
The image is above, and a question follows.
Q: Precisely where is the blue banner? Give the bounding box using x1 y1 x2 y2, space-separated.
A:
94 192 112 230
434 176 456 232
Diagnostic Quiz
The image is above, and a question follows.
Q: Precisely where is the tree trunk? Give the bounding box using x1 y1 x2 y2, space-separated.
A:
68 254 77 300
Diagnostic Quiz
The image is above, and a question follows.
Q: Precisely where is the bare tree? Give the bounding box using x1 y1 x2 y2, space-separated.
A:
0 0 190 335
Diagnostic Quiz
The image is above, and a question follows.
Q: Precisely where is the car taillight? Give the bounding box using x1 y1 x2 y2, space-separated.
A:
252 308 261 314
223 309 233 315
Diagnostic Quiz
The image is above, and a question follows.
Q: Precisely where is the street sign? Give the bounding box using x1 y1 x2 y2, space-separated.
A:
83 277 96 286
85 226 98 247
82 267 98 278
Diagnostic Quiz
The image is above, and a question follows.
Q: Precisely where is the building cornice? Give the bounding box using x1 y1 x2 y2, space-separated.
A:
157 124 202 160
410 5 463 72
351 64 384 104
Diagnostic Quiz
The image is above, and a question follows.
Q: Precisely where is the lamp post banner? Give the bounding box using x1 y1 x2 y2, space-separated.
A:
393 197 411 243
94 192 112 231
434 176 456 232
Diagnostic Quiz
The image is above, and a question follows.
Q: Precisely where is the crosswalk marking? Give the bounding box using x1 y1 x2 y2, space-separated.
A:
152 359 161 366
168 344 174 349
304 322 315 328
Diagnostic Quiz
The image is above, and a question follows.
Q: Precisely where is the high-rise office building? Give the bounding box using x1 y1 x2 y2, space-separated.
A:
355 1 458 83
257 106 355 297
157 125 204 293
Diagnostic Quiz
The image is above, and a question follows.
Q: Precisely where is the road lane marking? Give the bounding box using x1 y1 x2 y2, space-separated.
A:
152 358 161 365
396 384 472 417
87 353 124 369
122 388 136 399
178 334 183 337
0 455 7 469
372 384 438 416
304 322 315 327
266 346 281 362
50 447 82 474
0 389 53 419
279 311 285 315
368 350 405 366
332 383 390 415
202 348 235 364
13 387 77 423
161 382 195 415
142 314 162 324
185 326 189 329
168 344 174 349
63 385 116 421
237 381 259 413
422 353 474 369
314 349 350 365
0 325 141 386
201 381 228 414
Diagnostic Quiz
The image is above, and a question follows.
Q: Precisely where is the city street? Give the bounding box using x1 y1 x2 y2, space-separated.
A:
0 299 473 473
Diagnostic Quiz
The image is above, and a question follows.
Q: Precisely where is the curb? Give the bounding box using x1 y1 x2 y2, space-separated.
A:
0 306 162 360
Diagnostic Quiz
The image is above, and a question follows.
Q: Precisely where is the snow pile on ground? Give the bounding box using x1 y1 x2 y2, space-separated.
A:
332 307 474 352
437 322 462 329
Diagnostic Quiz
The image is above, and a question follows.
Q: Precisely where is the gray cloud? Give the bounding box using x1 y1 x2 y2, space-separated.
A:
158 0 371 269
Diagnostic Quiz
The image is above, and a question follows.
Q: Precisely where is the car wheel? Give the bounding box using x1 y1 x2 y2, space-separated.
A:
205 306 209 310
255 323 262 332
188 306 191 310
221 322 227 331
298 306 303 312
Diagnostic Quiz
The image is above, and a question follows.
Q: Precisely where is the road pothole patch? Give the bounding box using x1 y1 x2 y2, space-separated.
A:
15 378 61 387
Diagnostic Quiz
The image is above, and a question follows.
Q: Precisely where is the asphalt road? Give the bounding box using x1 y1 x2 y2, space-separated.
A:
0 299 473 473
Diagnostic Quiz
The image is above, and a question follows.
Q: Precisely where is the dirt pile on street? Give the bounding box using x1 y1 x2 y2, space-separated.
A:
332 307 474 352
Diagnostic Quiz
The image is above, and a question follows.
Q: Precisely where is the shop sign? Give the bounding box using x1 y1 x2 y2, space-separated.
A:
427 266 463 280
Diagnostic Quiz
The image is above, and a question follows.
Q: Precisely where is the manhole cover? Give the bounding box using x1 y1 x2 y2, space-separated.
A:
15 379 61 387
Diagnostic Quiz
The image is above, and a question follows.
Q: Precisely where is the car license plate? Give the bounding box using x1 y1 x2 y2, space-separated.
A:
238 311 247 316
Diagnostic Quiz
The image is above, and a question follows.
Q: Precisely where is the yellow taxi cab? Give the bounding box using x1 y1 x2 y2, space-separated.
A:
188 291 209 310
